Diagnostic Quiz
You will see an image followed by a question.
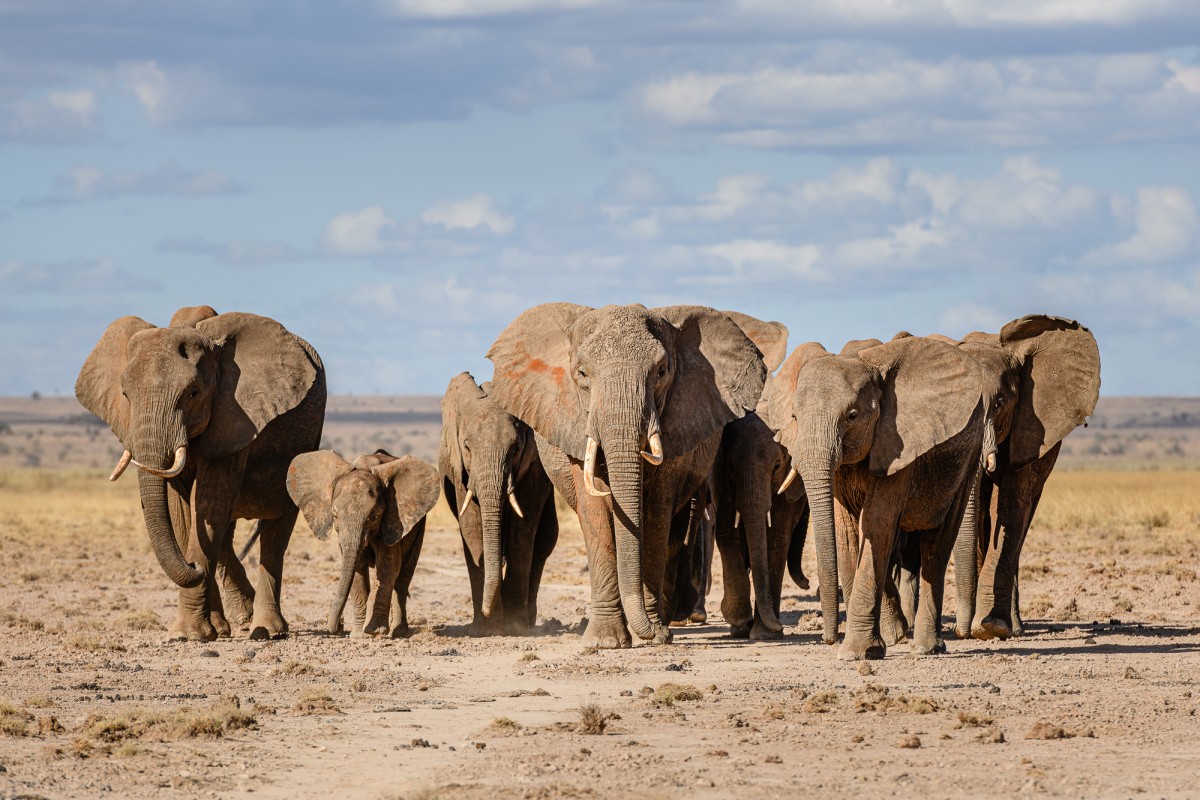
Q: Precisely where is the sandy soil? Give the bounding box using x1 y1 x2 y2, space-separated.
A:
1 469 1198 799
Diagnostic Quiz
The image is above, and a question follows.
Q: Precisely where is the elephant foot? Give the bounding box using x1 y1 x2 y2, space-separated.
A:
389 623 411 639
911 634 947 655
879 613 908 647
689 608 707 624
728 621 752 639
1010 612 1025 637
582 617 632 649
168 614 217 643
838 635 886 661
749 620 783 641
210 609 232 639
971 614 1012 641
224 591 254 627
363 615 390 637
954 622 972 639
468 620 503 637
649 624 673 645
249 608 288 641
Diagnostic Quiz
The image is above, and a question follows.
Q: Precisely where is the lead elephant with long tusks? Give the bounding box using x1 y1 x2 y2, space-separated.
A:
486 303 767 648
75 307 326 642
766 336 985 660
287 450 439 637
439 372 559 636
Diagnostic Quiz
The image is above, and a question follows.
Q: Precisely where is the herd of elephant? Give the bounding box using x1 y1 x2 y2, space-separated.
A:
74 302 1100 661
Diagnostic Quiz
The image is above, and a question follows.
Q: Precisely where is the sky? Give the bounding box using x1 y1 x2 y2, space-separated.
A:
1 1 1198 398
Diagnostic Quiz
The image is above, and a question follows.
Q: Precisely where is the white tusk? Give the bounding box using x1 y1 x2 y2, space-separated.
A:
583 437 610 498
703 507 711 522
985 452 997 474
767 510 772 528
777 467 798 495
734 511 741 529
508 491 524 519
132 445 187 479
458 488 474 516
109 449 133 481
641 432 664 466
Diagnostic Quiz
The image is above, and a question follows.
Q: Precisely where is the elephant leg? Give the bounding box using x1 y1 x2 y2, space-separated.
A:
572 462 631 649
249 510 295 641
880 570 908 647
715 505 752 638
502 511 537 636
172 456 243 642
217 522 255 627
834 496 860 604
348 553 370 635
526 492 559 630
839 475 909 661
750 505 791 641
1010 572 1023 636
366 543 402 636
691 506 714 623
896 533 920 630
912 521 958 655
666 504 697 628
389 522 425 637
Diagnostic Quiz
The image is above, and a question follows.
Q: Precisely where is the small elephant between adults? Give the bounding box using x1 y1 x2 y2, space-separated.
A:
287 450 440 637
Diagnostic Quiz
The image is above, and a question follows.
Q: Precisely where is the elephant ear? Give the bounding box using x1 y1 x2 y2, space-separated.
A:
960 331 997 345
439 372 485 485
860 336 984 477
169 305 218 327
194 312 321 459
372 455 440 547
75 316 156 445
721 311 789 372
765 342 831 433
1001 314 1100 469
654 306 767 460
839 338 883 356
486 303 591 460
287 450 353 541
925 333 960 345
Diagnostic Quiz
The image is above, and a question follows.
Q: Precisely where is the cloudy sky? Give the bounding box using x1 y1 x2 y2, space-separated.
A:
2 1 1198 397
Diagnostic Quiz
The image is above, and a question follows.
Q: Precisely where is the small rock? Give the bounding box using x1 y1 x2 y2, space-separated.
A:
620 690 633 697
897 734 921 749
474 742 486 750
199 650 219 658
665 663 684 672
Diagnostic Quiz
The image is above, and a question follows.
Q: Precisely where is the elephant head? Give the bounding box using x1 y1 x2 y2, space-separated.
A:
767 336 984 643
440 372 539 621
287 450 439 634
487 303 766 640
75 311 322 589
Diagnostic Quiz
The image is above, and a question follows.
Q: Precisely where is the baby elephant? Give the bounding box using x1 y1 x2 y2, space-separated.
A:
287 450 439 637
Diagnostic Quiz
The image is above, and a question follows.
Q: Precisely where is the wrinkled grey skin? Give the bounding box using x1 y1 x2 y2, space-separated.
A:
711 412 809 639
76 306 325 642
439 373 558 636
766 336 986 660
944 316 1100 640
487 304 766 648
287 450 440 637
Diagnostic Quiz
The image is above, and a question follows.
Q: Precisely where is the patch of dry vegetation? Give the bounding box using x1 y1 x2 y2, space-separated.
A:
651 683 703 707
1034 471 1200 540
73 697 255 755
853 684 939 714
0 701 34 736
293 688 340 715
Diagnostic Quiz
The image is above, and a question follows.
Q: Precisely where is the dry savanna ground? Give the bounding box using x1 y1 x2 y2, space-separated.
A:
1 395 1199 798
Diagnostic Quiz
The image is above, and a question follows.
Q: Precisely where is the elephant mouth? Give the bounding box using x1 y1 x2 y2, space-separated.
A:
111 445 188 481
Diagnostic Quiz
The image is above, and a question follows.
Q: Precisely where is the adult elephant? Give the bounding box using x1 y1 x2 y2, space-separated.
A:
487 304 766 648
75 308 326 641
288 450 439 637
950 315 1100 640
766 336 985 660
439 372 559 636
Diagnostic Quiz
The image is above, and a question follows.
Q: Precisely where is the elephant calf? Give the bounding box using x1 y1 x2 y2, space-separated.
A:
287 450 440 637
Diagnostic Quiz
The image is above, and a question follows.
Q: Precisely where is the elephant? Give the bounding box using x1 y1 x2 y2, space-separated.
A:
75 307 326 641
766 335 986 660
439 372 559 636
486 303 767 648
287 450 440 637
946 315 1100 640
711 410 810 639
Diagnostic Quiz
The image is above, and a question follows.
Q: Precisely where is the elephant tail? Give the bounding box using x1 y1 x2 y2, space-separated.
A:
787 518 810 591
237 523 261 562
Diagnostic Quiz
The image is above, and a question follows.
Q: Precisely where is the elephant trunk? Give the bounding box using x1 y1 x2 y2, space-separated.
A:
794 429 841 646
477 475 506 620
328 523 364 634
137 470 205 588
596 389 654 641
131 401 204 588
953 462 983 638
737 474 782 633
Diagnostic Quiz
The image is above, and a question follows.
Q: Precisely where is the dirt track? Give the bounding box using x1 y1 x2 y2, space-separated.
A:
1 470 1199 799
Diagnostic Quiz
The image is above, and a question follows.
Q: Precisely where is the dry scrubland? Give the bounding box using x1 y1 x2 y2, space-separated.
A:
1 398 1199 798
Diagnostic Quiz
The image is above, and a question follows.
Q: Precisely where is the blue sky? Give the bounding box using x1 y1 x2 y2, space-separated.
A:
2 1 1198 397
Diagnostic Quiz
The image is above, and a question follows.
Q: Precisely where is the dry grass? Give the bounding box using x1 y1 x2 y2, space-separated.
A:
0 701 34 737
651 683 703 707
78 697 255 749
1032 471 1200 539
293 688 341 715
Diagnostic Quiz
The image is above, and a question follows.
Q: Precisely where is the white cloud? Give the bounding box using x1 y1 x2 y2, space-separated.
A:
954 156 1099 231
325 206 398 255
797 159 900 208
47 89 96 124
703 239 824 280
0 88 99 144
422 194 514 235
834 218 954 268
44 162 243 203
737 0 1192 27
1081 186 1199 266
124 61 168 124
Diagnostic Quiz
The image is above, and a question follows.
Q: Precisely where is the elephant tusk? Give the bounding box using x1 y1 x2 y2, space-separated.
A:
767 510 772 529
132 445 187 479
458 488 474 517
583 437 610 498
641 432 664 466
985 452 997 474
508 491 524 519
777 467 798 495
109 449 133 481
734 510 741 529
703 507 710 522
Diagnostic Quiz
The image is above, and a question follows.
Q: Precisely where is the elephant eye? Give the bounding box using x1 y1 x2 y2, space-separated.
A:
847 408 859 421
189 389 199 398
657 364 667 378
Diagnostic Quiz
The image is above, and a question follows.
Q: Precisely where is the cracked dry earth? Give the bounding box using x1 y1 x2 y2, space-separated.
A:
1 469 1199 799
